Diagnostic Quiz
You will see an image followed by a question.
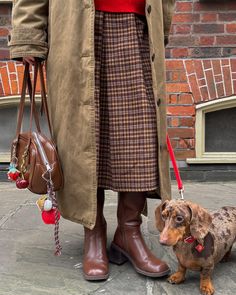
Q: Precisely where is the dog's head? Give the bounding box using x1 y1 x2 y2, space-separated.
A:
155 200 212 246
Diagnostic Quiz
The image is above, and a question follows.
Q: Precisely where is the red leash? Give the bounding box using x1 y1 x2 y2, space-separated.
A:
166 134 184 199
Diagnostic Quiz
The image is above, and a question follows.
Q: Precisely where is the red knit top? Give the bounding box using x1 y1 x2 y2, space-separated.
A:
95 0 146 16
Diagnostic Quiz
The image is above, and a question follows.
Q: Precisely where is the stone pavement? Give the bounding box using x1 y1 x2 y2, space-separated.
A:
0 181 235 295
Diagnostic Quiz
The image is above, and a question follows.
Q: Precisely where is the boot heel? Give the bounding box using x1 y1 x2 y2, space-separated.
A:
109 243 128 265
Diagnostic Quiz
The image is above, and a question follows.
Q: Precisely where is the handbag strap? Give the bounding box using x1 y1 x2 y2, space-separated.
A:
15 63 41 142
38 62 53 139
14 61 53 144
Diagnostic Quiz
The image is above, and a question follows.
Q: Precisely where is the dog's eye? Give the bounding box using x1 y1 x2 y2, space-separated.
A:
175 216 184 223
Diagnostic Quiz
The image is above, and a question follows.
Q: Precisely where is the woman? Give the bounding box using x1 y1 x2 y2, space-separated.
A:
8 0 175 281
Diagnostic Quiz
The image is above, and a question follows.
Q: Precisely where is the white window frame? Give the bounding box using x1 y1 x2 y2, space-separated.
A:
187 96 236 164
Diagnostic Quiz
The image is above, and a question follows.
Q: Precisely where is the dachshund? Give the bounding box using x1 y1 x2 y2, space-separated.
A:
155 199 236 295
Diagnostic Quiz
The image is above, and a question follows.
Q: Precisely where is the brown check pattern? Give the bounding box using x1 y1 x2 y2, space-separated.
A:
94 11 159 192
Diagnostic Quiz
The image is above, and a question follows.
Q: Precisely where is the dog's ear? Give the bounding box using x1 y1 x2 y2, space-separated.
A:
155 200 169 232
186 202 212 244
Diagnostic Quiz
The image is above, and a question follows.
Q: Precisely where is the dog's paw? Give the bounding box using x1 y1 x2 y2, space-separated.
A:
200 281 215 295
167 272 185 284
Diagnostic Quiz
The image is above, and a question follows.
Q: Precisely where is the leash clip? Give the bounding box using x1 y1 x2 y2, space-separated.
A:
179 187 184 200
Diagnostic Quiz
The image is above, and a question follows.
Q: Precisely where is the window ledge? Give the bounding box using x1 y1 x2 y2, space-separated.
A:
187 157 236 164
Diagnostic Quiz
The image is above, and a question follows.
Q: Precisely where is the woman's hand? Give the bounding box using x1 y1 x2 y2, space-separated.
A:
23 56 35 65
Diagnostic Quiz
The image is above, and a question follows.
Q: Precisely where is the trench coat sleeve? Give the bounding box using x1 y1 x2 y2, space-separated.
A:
162 0 175 46
8 0 49 61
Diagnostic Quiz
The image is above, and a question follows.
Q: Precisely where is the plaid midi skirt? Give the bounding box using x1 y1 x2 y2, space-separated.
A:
95 11 159 192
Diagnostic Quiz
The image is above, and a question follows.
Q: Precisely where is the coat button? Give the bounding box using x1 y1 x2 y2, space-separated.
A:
151 53 155 62
147 5 152 14
156 98 161 106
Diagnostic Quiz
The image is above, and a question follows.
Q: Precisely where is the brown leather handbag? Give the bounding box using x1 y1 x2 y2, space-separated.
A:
9 61 63 194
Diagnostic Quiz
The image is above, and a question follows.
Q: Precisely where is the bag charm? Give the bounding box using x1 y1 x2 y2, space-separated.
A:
7 151 29 189
7 163 20 181
36 178 62 256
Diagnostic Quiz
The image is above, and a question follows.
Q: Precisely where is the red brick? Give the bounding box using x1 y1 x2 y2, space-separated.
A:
194 60 205 80
172 71 181 82
219 13 236 22
179 72 187 82
203 60 212 69
168 127 195 139
201 13 217 22
212 60 222 76
174 24 192 35
222 65 233 96
200 86 209 101
167 106 195 116
176 2 193 12
168 94 178 104
169 35 197 47
188 74 202 103
0 28 9 37
226 24 236 33
166 82 190 93
199 36 215 46
198 78 206 87
7 62 17 73
215 75 222 83
194 2 236 12
172 48 188 58
205 69 217 99
232 73 236 80
173 13 194 23
221 59 230 66
233 80 236 94
0 50 9 60
230 59 236 73
178 139 188 149
178 94 193 105
185 60 195 75
216 36 236 45
166 60 184 71
193 24 224 34
179 117 195 128
16 64 24 95
216 82 225 98
172 117 179 127
169 139 178 149
0 66 11 95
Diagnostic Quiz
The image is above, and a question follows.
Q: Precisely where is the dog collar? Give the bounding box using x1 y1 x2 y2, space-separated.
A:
184 235 205 253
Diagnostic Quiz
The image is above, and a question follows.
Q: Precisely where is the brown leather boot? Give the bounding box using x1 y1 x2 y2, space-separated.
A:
109 192 170 277
83 188 109 280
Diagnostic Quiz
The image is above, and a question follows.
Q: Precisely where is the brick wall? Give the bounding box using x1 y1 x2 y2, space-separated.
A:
1 1 236 164
166 0 236 162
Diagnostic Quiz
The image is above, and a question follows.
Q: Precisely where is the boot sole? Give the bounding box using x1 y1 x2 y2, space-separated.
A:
83 272 109 281
109 243 171 278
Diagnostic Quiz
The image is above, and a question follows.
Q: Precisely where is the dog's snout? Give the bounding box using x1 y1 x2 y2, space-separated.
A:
159 236 168 246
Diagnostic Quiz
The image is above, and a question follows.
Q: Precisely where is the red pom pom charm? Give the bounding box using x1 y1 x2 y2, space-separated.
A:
41 209 61 225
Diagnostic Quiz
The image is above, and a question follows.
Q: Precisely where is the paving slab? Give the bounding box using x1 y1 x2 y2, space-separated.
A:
0 181 235 295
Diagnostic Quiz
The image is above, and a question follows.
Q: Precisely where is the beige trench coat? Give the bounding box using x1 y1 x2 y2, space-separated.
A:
8 0 175 229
